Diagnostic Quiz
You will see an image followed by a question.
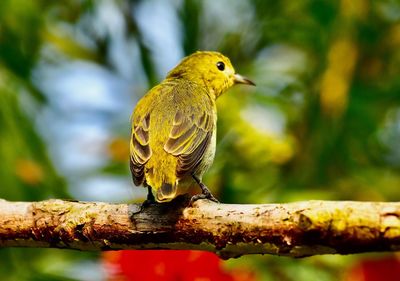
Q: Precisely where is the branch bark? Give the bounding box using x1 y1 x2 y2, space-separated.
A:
0 198 399 259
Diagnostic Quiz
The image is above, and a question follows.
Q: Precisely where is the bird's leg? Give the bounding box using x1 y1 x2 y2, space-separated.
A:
191 174 219 203
131 186 156 216
145 186 156 204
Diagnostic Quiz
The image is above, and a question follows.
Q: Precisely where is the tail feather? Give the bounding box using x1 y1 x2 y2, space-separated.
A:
155 182 178 202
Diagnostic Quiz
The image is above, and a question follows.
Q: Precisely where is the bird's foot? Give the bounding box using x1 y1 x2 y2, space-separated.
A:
130 198 157 216
191 174 219 204
190 192 219 204
131 187 157 216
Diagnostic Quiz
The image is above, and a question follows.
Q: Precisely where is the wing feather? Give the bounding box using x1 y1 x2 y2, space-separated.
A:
130 113 151 186
164 109 213 178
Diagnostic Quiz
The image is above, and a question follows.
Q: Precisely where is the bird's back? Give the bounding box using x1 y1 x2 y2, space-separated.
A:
130 78 216 202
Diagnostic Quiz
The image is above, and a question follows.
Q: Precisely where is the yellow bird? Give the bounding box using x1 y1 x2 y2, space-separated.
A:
130 51 254 203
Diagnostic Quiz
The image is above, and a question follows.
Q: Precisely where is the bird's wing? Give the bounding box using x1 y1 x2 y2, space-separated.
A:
130 111 151 186
164 106 214 178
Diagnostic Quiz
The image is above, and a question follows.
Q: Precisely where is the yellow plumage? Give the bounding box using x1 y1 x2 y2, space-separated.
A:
130 51 254 203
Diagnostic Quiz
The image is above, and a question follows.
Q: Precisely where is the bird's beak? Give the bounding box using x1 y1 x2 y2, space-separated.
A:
234 74 256 86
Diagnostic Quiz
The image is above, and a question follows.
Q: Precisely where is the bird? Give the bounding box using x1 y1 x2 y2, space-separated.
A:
130 51 255 204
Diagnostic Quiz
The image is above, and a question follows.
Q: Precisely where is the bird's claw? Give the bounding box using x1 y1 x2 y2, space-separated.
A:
190 192 219 205
190 174 219 204
131 198 156 216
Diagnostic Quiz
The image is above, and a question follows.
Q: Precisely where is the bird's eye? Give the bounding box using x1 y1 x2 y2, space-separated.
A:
216 61 225 71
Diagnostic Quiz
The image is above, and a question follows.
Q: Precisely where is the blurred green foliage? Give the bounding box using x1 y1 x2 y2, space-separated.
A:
1 0 400 280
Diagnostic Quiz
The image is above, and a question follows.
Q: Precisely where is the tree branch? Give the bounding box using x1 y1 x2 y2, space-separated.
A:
0 198 399 259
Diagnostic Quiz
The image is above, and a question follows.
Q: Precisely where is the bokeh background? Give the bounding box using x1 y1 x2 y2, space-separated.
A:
1 0 400 280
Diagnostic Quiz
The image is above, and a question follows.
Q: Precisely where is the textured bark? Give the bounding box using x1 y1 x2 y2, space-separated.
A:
0 198 399 259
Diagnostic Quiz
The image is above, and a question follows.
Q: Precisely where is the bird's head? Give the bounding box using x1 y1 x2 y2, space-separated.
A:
166 51 255 98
